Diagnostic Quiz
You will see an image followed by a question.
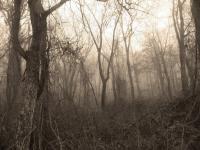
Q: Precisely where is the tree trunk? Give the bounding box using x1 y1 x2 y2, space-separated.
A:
170 65 176 94
173 0 189 95
133 65 141 98
111 62 118 103
6 31 21 128
161 54 173 100
101 81 107 109
13 0 49 148
15 50 40 150
7 0 68 148
28 1 50 149
126 49 135 102
191 0 200 93
186 56 195 91
5 1 38 149
152 54 165 97
6 13 21 116
148 72 154 98
179 43 189 95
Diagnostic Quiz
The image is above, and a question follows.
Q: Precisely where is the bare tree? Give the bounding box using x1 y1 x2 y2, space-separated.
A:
79 2 120 109
121 16 135 102
151 38 165 97
8 0 70 149
155 31 173 100
172 0 189 95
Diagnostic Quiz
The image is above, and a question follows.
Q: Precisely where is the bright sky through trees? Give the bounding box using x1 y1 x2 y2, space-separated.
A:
54 0 173 51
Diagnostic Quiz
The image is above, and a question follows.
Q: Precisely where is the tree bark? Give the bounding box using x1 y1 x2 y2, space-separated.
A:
191 0 200 93
5 1 37 149
172 0 189 95
10 0 48 149
15 50 40 150
6 44 21 110
28 1 50 149
7 0 68 149
5 1 22 116
186 56 195 91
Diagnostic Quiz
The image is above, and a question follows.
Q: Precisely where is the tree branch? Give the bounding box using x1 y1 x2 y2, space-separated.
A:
44 0 70 16
172 0 181 45
105 16 119 80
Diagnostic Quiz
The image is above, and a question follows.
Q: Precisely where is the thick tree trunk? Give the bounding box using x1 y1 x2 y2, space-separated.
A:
6 23 21 115
179 43 189 95
186 56 195 91
173 0 189 95
5 1 37 149
191 0 200 92
7 0 68 148
15 50 40 150
10 0 49 148
6 36 21 124
28 1 50 149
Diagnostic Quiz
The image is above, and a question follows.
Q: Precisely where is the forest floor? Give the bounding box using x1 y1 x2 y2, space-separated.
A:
45 96 200 150
1 96 200 150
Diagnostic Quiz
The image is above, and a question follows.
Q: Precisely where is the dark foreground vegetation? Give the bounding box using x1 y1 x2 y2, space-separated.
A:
1 95 200 150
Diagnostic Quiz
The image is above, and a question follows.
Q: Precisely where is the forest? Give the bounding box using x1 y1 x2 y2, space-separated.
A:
0 0 200 149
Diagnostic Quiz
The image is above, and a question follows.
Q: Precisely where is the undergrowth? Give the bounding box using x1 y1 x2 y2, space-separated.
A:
1 96 200 150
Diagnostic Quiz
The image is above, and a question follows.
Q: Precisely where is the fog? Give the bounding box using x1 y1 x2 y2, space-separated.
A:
0 0 200 149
